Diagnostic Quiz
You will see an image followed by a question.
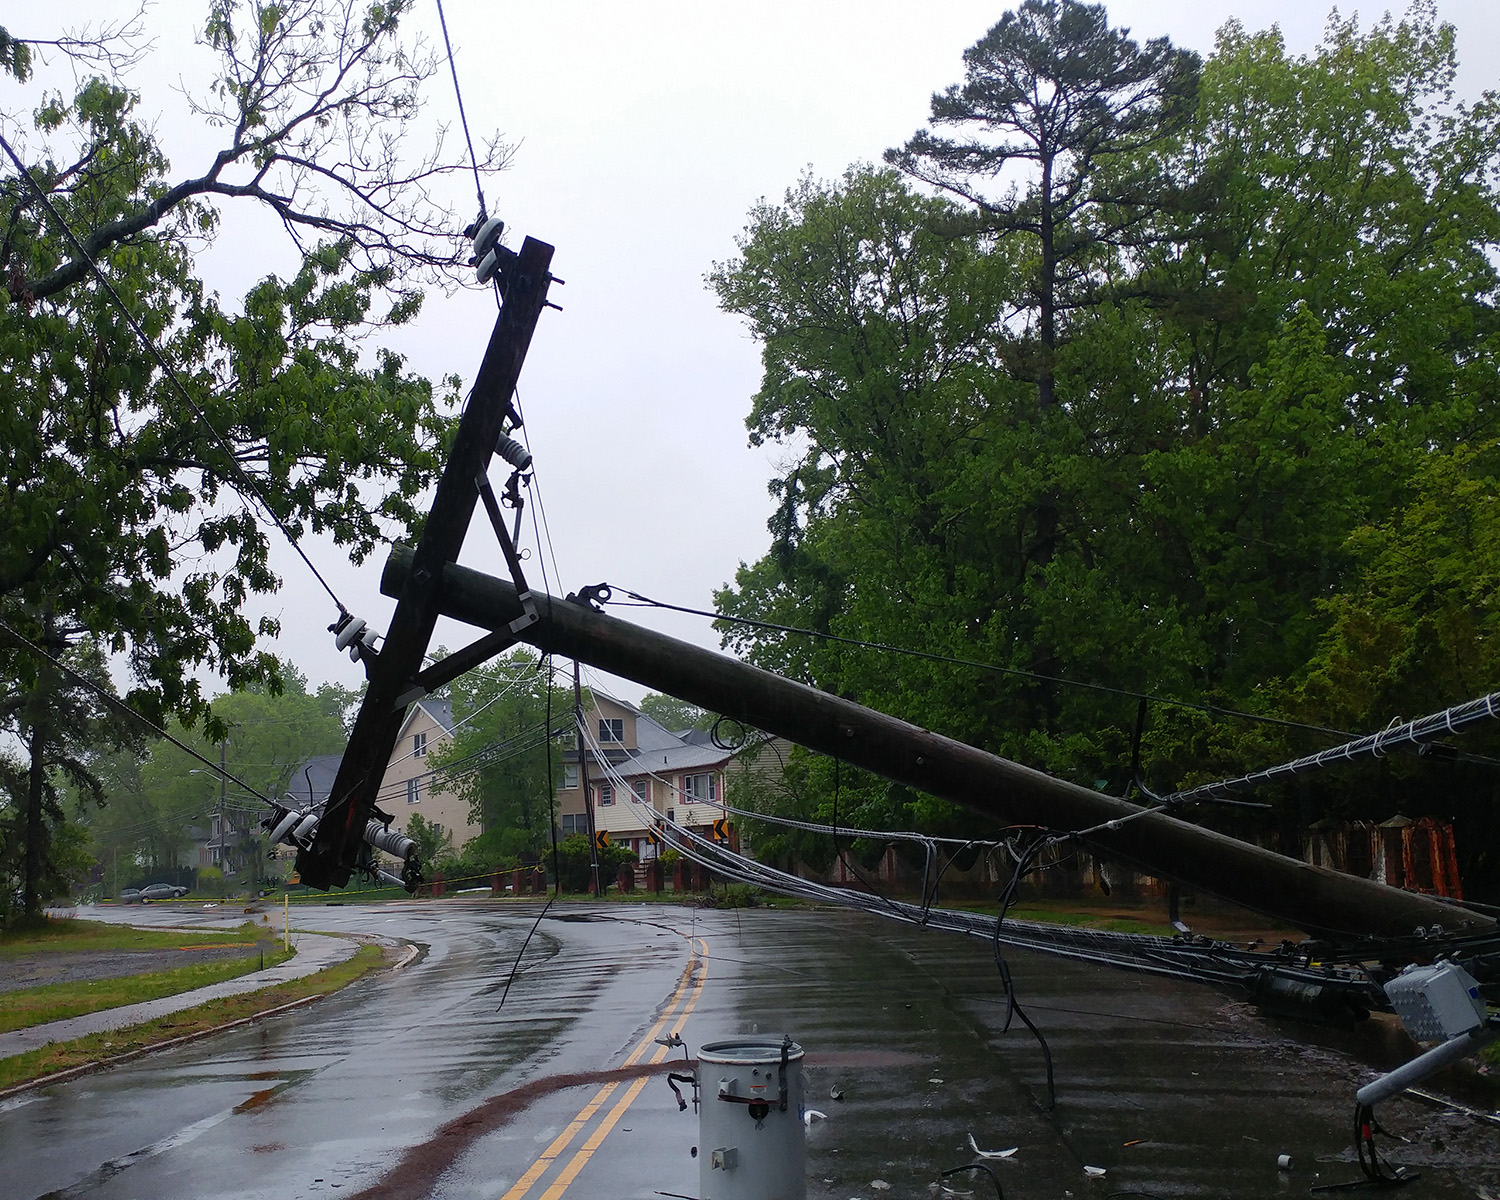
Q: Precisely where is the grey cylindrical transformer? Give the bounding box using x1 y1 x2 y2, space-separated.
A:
697 1037 806 1200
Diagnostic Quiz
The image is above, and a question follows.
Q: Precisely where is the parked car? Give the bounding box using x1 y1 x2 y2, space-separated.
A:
118 887 143 904
141 883 189 901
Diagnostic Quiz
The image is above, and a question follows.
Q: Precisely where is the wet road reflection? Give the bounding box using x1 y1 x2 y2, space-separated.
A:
3 902 1499 1199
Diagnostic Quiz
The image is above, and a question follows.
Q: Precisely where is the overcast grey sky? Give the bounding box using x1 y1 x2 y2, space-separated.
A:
14 1 1500 705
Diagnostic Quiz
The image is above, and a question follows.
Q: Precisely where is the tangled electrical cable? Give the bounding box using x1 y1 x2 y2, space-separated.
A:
992 830 1059 1110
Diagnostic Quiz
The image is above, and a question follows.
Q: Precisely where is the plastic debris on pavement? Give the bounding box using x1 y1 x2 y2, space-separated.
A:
967 1133 1018 1159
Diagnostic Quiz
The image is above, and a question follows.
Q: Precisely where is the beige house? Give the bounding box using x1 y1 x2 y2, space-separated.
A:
382 698 479 847
289 697 480 864
556 693 729 858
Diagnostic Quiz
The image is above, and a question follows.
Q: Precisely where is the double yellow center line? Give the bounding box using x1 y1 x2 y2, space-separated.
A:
500 935 708 1200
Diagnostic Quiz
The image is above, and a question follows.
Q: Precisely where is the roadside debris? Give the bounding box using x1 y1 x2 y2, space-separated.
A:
967 1133 1017 1159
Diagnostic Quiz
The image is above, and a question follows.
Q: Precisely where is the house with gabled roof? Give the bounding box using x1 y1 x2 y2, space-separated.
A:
556 692 731 858
287 697 479 873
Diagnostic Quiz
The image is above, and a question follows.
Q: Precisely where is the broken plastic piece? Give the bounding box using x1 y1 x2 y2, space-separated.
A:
1083 1165 1107 1177
967 1133 1018 1159
804 1109 828 1126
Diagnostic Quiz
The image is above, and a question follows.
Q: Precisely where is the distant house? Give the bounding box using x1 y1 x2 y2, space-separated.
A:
556 693 731 858
287 698 479 866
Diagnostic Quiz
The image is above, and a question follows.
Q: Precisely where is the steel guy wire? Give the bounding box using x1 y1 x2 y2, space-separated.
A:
603 586 1360 740
1165 689 1500 806
0 614 277 809
433 0 485 220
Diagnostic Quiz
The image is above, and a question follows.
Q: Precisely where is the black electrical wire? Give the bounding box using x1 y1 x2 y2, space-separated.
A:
434 0 485 220
544 653 563 896
940 1163 1004 1199
992 831 1059 1110
1355 1102 1412 1185
0 615 277 807
0 131 352 619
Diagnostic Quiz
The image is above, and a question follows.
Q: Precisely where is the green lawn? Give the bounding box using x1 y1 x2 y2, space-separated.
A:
0 944 385 1093
0 916 263 957
0 945 295 1034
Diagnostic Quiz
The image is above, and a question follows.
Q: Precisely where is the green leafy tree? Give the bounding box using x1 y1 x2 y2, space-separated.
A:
0 0 510 733
404 812 455 876
83 661 347 890
712 4 1500 896
430 650 569 868
888 0 1199 409
0 618 141 923
639 693 716 733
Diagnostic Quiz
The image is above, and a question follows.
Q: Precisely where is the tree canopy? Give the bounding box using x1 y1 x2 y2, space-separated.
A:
429 650 569 869
712 4 1500 893
0 0 507 912
0 0 504 731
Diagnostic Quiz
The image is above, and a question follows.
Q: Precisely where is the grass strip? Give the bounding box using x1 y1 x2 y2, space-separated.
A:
0 943 386 1093
0 917 263 957
0 946 295 1034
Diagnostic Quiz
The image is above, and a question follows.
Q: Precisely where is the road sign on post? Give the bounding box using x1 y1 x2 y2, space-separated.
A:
712 819 729 843
595 830 611 851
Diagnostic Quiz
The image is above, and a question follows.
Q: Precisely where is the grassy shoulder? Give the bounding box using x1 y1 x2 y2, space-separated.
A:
0 943 386 1093
0 916 265 957
0 945 295 1034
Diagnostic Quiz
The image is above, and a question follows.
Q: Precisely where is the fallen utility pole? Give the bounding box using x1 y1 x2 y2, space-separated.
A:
382 545 1492 944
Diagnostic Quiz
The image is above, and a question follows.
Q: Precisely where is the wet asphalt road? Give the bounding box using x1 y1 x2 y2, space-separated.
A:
4 900 1500 1199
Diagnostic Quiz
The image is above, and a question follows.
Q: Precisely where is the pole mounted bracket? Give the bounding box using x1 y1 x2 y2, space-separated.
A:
566 582 612 612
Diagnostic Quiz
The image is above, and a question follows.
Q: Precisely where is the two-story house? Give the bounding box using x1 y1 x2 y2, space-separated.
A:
287 697 479 868
556 693 730 858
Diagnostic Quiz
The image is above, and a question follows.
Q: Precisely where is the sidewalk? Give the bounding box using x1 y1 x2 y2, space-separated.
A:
0 931 360 1062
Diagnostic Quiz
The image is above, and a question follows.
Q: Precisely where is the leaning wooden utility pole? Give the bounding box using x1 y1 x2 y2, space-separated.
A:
381 546 1492 943
297 237 557 890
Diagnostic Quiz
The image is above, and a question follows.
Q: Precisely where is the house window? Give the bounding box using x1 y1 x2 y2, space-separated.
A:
666 808 675 824
561 813 585 837
598 782 614 806
407 777 421 805
632 779 648 802
562 763 579 789
683 773 716 803
557 729 576 748
599 718 624 744
413 732 427 757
